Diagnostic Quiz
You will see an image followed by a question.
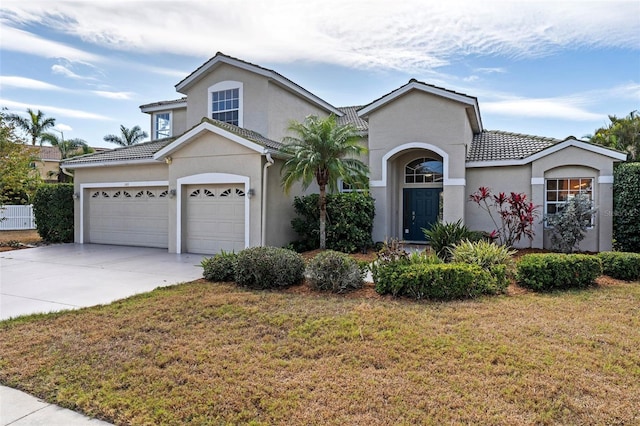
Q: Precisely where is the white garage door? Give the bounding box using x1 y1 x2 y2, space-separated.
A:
186 184 245 254
88 187 169 248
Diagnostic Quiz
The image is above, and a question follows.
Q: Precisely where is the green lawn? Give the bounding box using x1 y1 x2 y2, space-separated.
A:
1 279 639 425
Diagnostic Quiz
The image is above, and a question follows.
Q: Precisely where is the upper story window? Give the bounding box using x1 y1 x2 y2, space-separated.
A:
154 112 171 139
208 81 243 127
405 158 443 183
545 177 594 225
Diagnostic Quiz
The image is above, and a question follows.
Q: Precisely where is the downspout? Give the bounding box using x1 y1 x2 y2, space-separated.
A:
261 152 274 246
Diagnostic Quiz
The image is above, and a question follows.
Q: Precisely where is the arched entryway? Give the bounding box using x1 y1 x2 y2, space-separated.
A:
401 157 443 241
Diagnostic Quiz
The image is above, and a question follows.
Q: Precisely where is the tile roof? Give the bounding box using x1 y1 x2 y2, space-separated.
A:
35 145 62 161
203 118 282 150
468 130 560 162
62 139 174 166
139 97 187 110
337 106 368 133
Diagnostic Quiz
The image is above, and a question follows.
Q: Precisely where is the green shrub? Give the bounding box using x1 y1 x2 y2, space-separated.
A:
290 192 375 253
397 263 496 300
613 162 640 252
372 240 441 295
201 250 238 282
450 239 515 292
597 252 640 281
423 219 479 262
307 250 364 293
546 193 596 253
32 184 74 243
235 246 305 289
516 253 602 291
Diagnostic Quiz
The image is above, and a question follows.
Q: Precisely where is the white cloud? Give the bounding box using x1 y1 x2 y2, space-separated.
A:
92 90 134 100
0 76 65 91
2 0 638 73
0 24 103 63
51 64 98 81
55 124 73 132
0 99 112 121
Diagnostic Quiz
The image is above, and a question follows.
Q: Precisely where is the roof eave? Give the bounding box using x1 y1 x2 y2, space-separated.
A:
175 54 343 116
358 81 483 132
153 121 267 160
62 158 163 170
140 101 187 113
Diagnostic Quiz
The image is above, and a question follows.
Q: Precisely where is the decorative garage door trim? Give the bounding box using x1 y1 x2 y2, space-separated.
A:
78 181 168 243
176 173 250 254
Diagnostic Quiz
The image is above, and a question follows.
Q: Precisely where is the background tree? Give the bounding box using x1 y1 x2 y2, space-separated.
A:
0 110 42 205
41 132 93 183
279 115 369 249
103 125 148 146
6 108 56 146
589 111 640 161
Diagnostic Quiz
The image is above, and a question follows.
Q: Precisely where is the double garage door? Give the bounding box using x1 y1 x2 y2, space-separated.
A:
86 184 245 254
87 187 170 248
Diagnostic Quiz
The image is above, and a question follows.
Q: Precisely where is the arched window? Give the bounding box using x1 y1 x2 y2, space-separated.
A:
405 158 443 183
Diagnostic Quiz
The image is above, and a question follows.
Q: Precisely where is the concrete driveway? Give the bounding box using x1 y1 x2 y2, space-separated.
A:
0 243 206 320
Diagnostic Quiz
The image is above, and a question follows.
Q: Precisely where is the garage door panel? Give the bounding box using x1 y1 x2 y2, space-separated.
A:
186 184 245 255
88 187 168 248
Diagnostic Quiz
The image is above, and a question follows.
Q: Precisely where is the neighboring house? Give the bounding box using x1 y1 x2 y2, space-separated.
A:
33 146 63 183
62 52 626 254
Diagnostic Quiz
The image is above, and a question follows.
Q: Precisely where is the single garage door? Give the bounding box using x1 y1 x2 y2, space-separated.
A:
186 184 245 254
87 187 169 248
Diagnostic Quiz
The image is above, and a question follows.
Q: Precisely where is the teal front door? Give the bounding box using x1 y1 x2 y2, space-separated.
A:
403 188 441 241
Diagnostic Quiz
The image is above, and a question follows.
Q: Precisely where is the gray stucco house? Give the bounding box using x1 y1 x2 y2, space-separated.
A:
62 52 626 254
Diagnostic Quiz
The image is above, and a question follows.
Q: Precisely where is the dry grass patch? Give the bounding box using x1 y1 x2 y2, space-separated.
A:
0 229 42 251
1 280 639 425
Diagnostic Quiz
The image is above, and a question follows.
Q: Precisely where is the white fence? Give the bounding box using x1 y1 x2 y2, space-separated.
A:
0 205 36 230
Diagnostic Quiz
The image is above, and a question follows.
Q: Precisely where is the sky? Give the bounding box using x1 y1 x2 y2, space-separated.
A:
0 0 639 148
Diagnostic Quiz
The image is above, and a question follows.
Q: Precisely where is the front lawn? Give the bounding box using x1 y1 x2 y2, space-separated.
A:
1 279 639 425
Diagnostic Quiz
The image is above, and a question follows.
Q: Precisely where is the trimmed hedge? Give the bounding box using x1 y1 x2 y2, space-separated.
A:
307 250 364 293
201 251 238 282
399 263 495 300
374 261 499 300
290 192 375 253
597 252 640 281
613 162 640 252
516 253 602 291
32 184 74 243
235 246 305 289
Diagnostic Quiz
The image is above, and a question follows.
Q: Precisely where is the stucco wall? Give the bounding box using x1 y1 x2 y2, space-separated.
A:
167 132 263 253
367 91 471 182
267 82 330 143
465 165 533 248
183 64 270 135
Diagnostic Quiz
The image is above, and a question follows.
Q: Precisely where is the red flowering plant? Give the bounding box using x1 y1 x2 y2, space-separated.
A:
469 187 540 247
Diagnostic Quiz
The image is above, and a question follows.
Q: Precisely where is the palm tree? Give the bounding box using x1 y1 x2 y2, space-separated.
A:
6 108 56 145
279 115 369 249
103 125 148 146
589 110 640 161
41 132 93 182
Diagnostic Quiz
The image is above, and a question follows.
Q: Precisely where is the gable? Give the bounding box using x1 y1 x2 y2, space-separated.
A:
359 80 482 133
175 52 342 116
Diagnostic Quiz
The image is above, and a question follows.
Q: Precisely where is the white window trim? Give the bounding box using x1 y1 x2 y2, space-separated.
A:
78 181 169 243
153 111 172 140
404 157 444 184
176 173 250 254
337 178 369 193
208 81 243 127
544 177 595 228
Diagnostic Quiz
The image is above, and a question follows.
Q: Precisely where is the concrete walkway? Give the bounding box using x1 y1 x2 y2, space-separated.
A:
0 243 206 425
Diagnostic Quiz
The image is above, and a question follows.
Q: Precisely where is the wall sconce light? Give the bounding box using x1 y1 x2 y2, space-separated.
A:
165 156 172 165
169 189 177 199
73 192 80 200
247 189 255 199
